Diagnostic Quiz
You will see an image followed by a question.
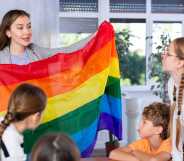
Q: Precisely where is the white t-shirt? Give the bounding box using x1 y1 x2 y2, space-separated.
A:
168 78 183 161
0 119 26 161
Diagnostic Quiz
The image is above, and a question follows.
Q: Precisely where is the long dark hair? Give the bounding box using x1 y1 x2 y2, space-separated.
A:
31 133 80 161
0 9 30 50
0 83 47 138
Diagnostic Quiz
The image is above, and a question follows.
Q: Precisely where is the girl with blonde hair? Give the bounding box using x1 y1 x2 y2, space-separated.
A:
162 37 184 161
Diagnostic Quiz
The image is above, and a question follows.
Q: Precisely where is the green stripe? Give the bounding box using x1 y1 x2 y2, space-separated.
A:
24 97 101 153
106 76 121 98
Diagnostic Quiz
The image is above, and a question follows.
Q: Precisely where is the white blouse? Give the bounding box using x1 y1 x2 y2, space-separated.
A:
0 118 26 161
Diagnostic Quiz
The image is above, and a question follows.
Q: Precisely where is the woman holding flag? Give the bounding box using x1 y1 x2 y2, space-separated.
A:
0 9 60 64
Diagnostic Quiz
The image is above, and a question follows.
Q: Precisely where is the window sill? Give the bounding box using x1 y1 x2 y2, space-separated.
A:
121 85 151 93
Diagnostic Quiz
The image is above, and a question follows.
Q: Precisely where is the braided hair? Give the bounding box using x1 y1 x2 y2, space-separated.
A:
172 73 184 152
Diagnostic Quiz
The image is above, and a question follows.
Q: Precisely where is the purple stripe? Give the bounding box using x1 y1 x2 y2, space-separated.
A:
81 112 122 157
98 113 122 139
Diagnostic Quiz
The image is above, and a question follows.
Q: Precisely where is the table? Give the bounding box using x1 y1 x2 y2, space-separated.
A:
80 157 114 161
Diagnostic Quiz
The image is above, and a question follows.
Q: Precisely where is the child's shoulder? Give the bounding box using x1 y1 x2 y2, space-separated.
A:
128 138 149 149
161 137 171 146
131 138 148 145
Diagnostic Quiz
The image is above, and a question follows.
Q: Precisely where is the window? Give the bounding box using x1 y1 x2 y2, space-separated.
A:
152 22 182 53
149 22 182 84
110 0 146 13
58 0 184 87
59 0 98 12
111 19 146 85
152 0 184 13
59 17 97 47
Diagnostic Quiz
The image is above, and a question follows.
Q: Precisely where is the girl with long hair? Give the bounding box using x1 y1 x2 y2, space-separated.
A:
162 37 184 161
0 83 47 160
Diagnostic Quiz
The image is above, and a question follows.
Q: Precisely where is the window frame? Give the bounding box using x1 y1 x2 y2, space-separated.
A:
58 0 184 91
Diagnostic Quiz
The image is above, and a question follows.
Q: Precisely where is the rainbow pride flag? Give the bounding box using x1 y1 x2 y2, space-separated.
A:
0 21 122 157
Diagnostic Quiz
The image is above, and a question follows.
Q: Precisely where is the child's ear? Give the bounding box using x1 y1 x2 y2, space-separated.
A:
155 126 163 135
177 60 184 69
30 112 41 121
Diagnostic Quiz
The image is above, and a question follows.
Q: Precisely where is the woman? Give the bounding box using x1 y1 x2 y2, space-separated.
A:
0 9 93 65
0 9 59 64
162 37 184 161
0 83 47 161
31 133 80 161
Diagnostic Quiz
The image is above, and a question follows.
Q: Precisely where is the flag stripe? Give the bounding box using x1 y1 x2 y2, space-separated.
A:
100 95 122 119
106 77 121 98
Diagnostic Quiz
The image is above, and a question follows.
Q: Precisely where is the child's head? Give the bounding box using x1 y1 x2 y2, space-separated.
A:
31 133 80 161
162 37 184 74
0 83 47 137
138 102 170 140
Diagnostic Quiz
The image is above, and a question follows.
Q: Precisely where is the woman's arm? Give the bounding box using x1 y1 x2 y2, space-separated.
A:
32 33 95 59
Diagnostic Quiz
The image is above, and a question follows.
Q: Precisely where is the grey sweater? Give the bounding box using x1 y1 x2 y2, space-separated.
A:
0 44 62 64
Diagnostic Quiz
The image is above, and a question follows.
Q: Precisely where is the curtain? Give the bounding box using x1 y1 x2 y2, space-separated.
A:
0 0 59 48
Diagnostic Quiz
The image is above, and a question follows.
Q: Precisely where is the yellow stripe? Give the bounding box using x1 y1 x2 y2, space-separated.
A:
0 111 5 116
109 58 120 78
42 67 110 123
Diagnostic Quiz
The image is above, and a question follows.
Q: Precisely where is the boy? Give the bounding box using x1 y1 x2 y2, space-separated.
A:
109 102 171 161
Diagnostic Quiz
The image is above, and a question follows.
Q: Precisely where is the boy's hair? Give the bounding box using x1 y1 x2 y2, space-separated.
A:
31 133 80 161
143 102 170 140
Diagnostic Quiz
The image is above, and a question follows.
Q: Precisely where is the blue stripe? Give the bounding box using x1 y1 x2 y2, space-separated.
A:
100 94 122 119
71 118 98 153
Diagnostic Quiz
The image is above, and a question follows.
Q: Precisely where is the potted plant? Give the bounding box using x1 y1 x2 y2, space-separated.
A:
148 33 171 103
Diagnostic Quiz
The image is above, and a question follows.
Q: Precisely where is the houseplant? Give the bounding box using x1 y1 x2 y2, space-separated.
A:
148 33 171 103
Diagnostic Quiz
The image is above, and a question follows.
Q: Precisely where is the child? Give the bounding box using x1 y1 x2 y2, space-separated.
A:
0 83 47 161
109 102 171 161
31 133 80 161
162 37 184 161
